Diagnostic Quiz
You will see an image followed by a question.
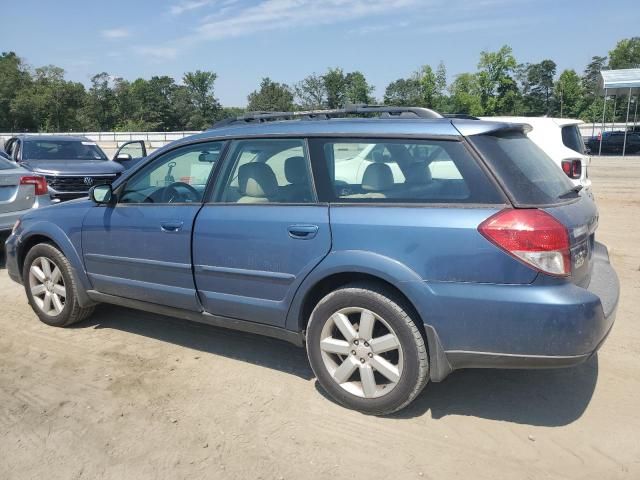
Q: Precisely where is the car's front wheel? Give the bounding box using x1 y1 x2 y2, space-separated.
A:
23 243 94 327
306 283 429 415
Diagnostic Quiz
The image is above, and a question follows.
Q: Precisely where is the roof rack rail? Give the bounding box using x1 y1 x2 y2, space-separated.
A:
210 104 443 129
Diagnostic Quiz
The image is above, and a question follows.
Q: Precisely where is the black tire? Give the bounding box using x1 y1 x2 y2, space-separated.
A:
23 243 94 327
306 282 429 415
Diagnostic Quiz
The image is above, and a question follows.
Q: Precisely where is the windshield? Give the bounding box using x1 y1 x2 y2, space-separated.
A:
470 130 575 206
0 157 15 170
23 140 107 161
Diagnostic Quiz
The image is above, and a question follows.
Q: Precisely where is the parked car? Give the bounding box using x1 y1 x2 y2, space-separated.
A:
5 106 619 415
482 117 592 194
0 156 50 232
586 130 640 155
3 135 147 201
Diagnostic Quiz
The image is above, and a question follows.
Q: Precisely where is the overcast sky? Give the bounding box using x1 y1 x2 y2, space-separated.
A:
1 0 637 106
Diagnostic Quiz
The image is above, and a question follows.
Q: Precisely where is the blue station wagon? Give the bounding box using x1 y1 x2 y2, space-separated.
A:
5 106 619 414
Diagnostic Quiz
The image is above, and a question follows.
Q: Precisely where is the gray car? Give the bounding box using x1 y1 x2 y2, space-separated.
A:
3 136 146 201
0 156 51 232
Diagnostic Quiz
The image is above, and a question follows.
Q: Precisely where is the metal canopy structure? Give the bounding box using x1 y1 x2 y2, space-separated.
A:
598 68 640 156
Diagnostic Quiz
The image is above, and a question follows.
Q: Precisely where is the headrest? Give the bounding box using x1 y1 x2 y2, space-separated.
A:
285 156 308 185
238 162 278 198
362 163 394 191
405 161 432 185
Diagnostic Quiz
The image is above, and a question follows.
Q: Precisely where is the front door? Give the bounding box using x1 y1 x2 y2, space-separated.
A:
82 141 225 310
193 138 331 327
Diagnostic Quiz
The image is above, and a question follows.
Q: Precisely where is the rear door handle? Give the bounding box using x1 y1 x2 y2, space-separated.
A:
160 221 184 233
288 224 319 239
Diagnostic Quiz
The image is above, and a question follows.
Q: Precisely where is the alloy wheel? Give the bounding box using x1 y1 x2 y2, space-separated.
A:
28 257 67 317
319 307 404 399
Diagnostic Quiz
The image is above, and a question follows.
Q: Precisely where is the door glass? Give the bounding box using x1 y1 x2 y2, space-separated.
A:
220 139 314 203
118 141 146 158
120 142 224 204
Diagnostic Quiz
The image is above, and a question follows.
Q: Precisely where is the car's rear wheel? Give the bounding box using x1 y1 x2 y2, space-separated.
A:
23 243 94 327
306 283 429 415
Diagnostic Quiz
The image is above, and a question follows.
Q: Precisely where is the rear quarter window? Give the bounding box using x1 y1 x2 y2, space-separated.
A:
310 138 505 204
561 125 586 154
470 131 575 206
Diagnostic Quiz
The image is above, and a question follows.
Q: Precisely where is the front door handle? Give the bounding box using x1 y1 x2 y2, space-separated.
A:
288 224 319 240
160 221 184 233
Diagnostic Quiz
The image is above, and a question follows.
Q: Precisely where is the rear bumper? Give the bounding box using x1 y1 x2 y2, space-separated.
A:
0 194 51 231
412 241 619 380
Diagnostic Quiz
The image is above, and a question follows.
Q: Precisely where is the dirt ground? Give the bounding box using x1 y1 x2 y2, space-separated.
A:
1 156 639 480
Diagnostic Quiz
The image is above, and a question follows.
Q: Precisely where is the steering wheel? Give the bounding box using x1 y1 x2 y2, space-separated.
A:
161 182 200 203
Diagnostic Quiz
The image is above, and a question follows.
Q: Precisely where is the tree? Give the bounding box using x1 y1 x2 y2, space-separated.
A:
383 78 422 106
519 59 556 115
554 69 582 118
80 73 117 130
344 71 375 104
0 52 31 130
477 45 519 115
608 37 640 69
295 73 327 110
448 73 483 116
182 70 221 128
247 77 294 112
323 68 348 109
580 55 608 122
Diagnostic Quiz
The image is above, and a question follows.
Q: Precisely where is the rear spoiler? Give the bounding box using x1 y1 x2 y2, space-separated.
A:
451 119 532 137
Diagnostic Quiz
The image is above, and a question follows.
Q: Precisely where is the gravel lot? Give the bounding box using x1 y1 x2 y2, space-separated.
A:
1 156 639 480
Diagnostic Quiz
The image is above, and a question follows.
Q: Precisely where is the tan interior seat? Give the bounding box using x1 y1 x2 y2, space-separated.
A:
237 162 279 203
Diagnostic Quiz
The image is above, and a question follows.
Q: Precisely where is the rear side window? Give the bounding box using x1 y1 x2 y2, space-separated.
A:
471 131 574 206
218 139 315 204
310 138 504 204
561 125 586 154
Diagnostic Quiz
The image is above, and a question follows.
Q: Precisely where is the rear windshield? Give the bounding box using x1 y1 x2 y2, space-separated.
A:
23 140 107 161
0 157 15 170
310 138 505 204
470 131 575 206
561 125 586 154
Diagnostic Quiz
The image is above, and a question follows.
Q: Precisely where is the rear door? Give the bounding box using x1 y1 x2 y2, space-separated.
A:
192 138 331 327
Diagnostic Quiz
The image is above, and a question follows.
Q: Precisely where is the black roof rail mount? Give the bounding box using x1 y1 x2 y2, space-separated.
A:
211 104 443 129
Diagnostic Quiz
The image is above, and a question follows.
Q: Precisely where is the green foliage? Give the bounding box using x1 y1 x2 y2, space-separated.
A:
608 37 640 69
554 69 582 118
246 77 294 112
1 37 639 133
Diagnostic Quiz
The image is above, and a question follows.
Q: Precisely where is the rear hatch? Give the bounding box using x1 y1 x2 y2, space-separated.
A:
0 160 37 215
467 127 598 286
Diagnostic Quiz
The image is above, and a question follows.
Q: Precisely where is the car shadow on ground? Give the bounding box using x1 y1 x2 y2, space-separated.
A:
79 305 598 427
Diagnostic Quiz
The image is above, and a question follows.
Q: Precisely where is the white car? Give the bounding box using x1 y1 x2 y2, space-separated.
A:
482 117 592 194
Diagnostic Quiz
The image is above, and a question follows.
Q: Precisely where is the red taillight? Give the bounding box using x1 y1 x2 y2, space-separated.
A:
478 209 571 276
20 176 48 196
561 159 582 179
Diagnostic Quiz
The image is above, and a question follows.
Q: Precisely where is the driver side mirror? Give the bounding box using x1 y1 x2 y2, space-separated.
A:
115 153 132 162
90 184 113 204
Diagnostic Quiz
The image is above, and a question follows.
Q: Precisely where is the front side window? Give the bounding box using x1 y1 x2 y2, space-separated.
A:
23 140 107 161
313 138 503 204
219 139 314 204
120 141 224 204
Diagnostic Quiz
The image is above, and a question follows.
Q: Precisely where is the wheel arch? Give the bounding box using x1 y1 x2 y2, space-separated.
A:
285 251 453 382
17 223 95 308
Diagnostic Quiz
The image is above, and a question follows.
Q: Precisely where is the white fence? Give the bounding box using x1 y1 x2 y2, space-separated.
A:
0 131 201 157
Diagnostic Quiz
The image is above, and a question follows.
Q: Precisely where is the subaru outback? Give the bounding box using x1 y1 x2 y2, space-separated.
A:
4 106 619 414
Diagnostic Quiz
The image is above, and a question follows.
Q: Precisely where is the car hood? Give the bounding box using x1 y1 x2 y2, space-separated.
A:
21 159 125 176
